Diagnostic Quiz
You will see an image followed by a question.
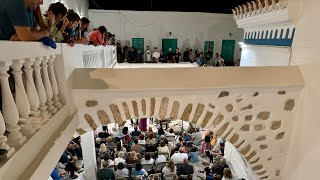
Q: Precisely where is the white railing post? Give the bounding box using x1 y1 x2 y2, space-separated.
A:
24 58 41 119
33 57 50 124
0 111 15 158
42 57 56 114
0 61 26 148
48 55 62 110
11 60 36 137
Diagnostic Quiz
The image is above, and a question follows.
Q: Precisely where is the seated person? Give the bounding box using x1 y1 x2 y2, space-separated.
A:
131 126 142 137
89 26 107 46
105 136 116 147
127 151 140 164
97 161 115 180
171 148 188 164
160 135 169 144
166 128 175 137
138 134 146 145
162 159 176 176
114 151 126 165
189 147 199 163
110 127 119 137
114 142 127 155
177 159 194 177
98 126 110 140
212 158 229 180
146 133 157 145
158 140 170 156
180 142 190 154
62 10 80 39
141 153 155 165
192 128 202 145
131 163 148 179
115 162 129 178
131 139 142 154
95 137 102 149
155 154 167 164
99 143 109 155
50 168 62 180
182 132 192 142
100 154 114 169
222 168 233 180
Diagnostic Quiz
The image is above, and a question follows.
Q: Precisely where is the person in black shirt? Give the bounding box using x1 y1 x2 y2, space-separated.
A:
128 47 137 63
116 43 123 63
167 48 174 63
174 48 181 63
98 126 110 144
159 50 166 63
183 48 190 62
212 158 229 180
177 159 194 178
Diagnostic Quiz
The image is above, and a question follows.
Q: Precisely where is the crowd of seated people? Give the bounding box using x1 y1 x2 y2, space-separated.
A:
92 119 236 180
50 137 84 179
1 1 115 47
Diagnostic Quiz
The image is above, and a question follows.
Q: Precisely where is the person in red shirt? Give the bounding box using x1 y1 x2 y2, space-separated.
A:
89 26 107 46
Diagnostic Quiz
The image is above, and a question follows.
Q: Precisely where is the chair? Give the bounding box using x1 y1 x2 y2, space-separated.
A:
142 163 153 172
166 135 176 145
108 164 116 171
158 152 169 159
163 174 176 180
179 175 190 179
155 161 168 172
116 176 130 180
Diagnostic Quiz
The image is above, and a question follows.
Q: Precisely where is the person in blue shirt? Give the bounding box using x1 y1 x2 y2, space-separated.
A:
0 0 54 41
50 168 61 180
131 163 148 179
196 52 206 66
189 146 200 163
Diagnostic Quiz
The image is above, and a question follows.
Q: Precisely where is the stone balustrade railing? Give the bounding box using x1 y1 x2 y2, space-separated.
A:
232 0 289 21
0 41 117 167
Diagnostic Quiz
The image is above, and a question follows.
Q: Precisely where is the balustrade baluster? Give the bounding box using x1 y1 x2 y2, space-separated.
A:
0 61 26 148
11 60 36 137
33 57 50 124
48 55 62 110
42 57 56 114
0 111 15 159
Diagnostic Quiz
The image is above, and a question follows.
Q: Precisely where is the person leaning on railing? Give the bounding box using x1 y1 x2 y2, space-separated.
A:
0 0 54 41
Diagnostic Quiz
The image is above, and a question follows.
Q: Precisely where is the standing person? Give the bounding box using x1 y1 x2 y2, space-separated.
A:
196 52 206 66
166 48 174 63
128 47 137 63
145 46 152 63
116 43 123 63
201 131 212 154
159 50 166 63
183 48 190 62
152 47 160 63
174 48 182 63
206 47 213 65
89 26 107 46
139 118 147 132
195 49 200 59
189 49 195 63
214 53 220 66
219 55 225 67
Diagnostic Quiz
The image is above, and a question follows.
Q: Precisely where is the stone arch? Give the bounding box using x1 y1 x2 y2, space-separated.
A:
77 88 300 179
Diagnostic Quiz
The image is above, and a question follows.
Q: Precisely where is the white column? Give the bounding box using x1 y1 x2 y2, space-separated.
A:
24 58 41 119
81 130 97 179
48 55 62 110
33 57 50 123
11 59 36 137
41 57 56 114
0 111 15 159
0 61 26 148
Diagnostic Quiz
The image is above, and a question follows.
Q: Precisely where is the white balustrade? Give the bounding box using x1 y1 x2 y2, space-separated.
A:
42 57 56 114
33 57 51 124
48 55 62 110
0 61 26 148
11 60 36 137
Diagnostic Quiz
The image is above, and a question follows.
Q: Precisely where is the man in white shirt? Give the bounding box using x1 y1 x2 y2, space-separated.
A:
152 47 160 63
171 148 188 164
145 46 152 63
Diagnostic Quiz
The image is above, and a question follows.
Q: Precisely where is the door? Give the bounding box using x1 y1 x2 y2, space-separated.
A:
221 40 235 66
204 41 214 59
162 39 178 57
132 38 144 54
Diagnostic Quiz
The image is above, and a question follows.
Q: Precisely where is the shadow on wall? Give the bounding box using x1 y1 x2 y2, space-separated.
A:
194 36 202 51
181 38 191 50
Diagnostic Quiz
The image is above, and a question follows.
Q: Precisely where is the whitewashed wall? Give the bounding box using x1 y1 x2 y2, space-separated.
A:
41 0 89 18
240 44 291 66
284 0 320 179
89 10 244 60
